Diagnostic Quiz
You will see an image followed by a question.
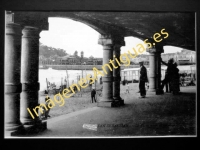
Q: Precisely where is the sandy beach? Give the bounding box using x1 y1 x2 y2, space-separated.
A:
38 83 103 118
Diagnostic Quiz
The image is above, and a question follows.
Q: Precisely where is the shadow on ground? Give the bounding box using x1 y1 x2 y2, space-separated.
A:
23 84 196 137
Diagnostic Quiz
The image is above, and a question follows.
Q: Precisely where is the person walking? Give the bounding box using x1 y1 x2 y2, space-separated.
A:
138 61 148 98
91 87 96 103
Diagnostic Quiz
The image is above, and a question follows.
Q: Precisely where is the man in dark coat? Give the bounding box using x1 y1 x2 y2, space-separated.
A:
139 61 148 98
91 87 96 103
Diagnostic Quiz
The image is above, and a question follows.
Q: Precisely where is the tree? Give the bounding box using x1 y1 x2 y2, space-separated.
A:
39 42 68 58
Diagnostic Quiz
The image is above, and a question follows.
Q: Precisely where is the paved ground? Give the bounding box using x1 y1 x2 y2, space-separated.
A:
19 83 196 138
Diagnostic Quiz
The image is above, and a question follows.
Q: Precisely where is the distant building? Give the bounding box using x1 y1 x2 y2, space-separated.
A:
120 49 195 65
40 49 195 66
40 51 103 65
161 49 196 65
121 53 149 65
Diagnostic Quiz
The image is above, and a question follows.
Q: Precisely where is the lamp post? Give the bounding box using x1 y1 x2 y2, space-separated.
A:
83 62 86 83
124 72 126 83
77 73 78 84
81 59 83 79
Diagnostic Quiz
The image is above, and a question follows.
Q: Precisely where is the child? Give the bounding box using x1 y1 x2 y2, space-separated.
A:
40 96 51 120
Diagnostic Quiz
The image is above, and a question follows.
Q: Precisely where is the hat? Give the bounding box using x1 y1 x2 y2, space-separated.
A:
168 58 174 63
139 61 144 63
174 62 178 66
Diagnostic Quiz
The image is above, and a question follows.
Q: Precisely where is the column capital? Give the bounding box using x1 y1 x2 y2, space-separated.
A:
113 36 125 47
22 26 40 38
6 11 14 23
98 34 113 46
6 23 22 36
146 45 164 54
98 34 125 47
113 76 121 81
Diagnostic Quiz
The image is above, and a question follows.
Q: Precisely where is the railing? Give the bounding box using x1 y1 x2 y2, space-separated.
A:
40 64 147 70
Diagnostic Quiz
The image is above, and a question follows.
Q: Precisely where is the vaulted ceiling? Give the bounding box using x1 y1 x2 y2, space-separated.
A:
13 11 195 51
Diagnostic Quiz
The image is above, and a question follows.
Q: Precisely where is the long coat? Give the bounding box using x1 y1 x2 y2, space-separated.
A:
91 89 96 97
139 66 148 82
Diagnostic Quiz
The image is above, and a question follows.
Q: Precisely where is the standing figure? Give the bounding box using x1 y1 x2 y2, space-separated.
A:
91 88 96 103
126 82 129 93
40 96 51 120
89 75 93 91
45 96 51 118
171 62 180 95
138 61 148 98
100 76 103 84
160 58 174 91
180 75 185 86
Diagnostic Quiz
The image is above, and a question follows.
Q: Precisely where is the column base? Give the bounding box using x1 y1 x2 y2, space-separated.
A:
148 88 156 92
156 88 164 95
6 120 47 137
5 125 26 137
22 120 47 135
117 99 124 106
97 100 122 107
113 97 124 106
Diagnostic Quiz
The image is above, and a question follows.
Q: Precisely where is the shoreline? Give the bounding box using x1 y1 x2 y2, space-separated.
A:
40 64 195 70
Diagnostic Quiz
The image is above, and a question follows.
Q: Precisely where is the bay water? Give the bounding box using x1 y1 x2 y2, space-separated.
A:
39 68 96 91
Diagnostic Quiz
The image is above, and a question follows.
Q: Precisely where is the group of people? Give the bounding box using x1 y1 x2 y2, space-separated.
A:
160 57 180 95
41 58 181 120
134 57 181 98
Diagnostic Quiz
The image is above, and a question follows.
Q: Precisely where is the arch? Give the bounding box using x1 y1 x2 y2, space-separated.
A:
120 36 148 58
164 45 194 51
53 16 107 35
48 16 151 40
125 36 146 42
49 17 149 41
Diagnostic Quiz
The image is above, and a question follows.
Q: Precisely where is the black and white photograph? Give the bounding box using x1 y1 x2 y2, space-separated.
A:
3 1 198 139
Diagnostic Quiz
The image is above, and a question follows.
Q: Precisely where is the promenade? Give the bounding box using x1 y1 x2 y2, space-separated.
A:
17 83 196 137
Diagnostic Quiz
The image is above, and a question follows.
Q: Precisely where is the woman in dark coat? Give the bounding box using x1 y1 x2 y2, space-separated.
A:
160 58 174 91
171 63 180 95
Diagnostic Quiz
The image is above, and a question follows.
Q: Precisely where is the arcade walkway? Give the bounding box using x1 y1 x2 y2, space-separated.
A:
5 12 196 136
17 84 196 137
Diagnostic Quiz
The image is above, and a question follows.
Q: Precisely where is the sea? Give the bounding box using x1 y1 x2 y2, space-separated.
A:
39 65 196 91
39 68 97 91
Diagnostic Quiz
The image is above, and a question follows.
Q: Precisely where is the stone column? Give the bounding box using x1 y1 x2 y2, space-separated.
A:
147 49 156 92
20 26 46 131
155 45 164 95
5 23 24 136
113 37 125 105
97 34 116 107
146 45 164 94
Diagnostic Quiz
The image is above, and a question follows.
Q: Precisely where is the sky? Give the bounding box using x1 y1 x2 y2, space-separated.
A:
40 18 183 58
